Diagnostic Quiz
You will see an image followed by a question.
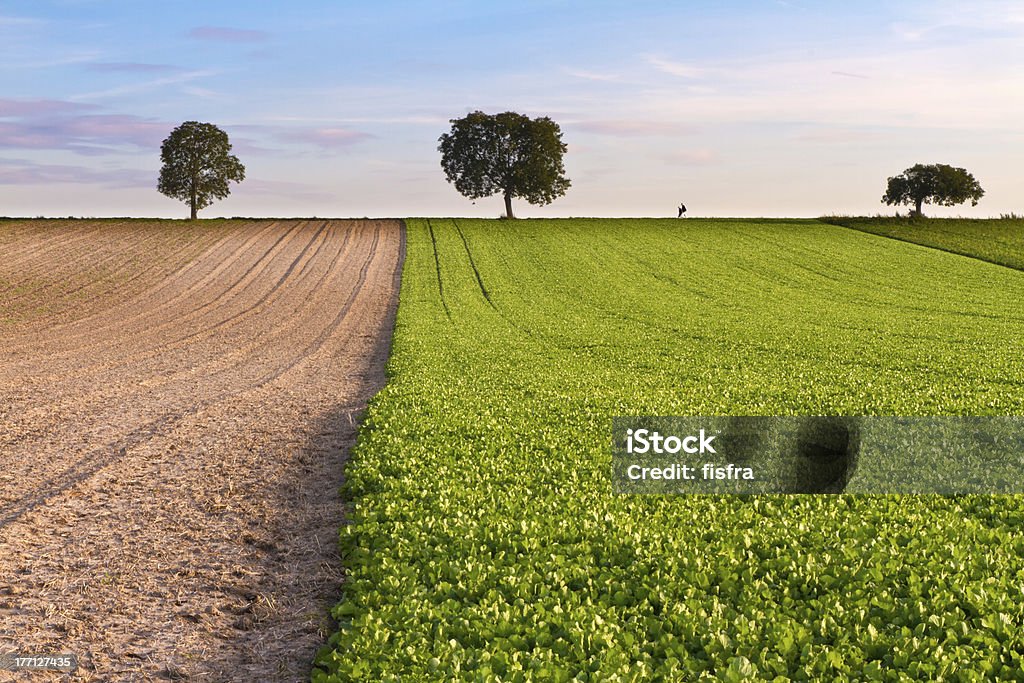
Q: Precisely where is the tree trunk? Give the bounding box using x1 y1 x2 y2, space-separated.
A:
914 198 923 217
504 192 514 219
190 173 198 220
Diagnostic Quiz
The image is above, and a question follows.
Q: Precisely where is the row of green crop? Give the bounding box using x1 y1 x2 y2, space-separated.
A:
315 218 1024 681
820 216 1024 271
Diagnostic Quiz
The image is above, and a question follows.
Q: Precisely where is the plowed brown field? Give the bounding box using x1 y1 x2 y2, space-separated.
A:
0 219 404 681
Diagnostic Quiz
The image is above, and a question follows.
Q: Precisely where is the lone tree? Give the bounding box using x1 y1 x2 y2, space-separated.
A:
881 163 984 217
438 110 569 219
158 121 245 219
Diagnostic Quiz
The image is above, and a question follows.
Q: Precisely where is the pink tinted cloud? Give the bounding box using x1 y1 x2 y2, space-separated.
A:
0 158 151 188
227 123 373 153
794 125 885 144
0 98 98 117
278 127 374 149
0 98 371 158
188 26 270 43
0 113 169 154
63 115 168 147
573 119 697 137
232 178 336 202
661 149 719 165
831 70 870 79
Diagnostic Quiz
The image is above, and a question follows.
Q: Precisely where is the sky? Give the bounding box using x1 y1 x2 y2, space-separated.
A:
0 0 1022 218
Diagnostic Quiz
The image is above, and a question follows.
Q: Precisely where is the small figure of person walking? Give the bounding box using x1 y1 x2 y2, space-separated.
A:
677 202 687 218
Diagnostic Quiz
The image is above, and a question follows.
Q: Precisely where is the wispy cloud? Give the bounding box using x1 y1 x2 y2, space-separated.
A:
277 127 375 149
0 51 104 71
563 68 620 82
86 62 180 73
181 86 222 100
628 42 1024 133
792 125 887 144
0 99 169 154
188 26 270 43
0 98 98 117
0 158 150 188
0 2 1018 219
231 178 336 202
890 0 1024 41
60 115 168 148
226 123 375 153
69 69 218 101
889 22 932 41
262 114 448 126
831 70 870 79
661 149 718 165
573 119 696 137
390 58 456 74
645 55 705 79
0 15 42 27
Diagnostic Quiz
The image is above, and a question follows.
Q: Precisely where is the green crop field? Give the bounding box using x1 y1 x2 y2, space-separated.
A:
821 216 1024 272
314 218 1024 681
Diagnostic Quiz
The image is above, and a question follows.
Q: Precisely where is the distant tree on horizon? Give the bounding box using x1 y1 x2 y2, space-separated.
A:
881 163 984 217
158 121 245 219
438 111 570 219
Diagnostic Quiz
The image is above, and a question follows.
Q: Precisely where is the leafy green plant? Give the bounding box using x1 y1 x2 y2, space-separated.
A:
314 218 1024 681
820 215 1024 271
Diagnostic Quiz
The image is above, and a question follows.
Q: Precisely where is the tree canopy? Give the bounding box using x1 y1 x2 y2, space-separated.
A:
881 163 984 217
438 111 570 219
158 121 245 219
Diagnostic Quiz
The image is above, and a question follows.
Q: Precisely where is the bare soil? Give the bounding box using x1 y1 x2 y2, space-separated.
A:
0 219 404 681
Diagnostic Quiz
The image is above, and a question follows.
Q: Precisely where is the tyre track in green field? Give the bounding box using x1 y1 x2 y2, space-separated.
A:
430 219 549 345
435 220 1004 379
425 218 451 319
452 219 496 310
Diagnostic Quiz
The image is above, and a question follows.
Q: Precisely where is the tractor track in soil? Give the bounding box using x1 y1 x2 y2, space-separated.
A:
0 219 404 681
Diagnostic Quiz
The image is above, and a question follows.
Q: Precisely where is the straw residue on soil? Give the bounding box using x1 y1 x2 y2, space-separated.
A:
0 219 403 681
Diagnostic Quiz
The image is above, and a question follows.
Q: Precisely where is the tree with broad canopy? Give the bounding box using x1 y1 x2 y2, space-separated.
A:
158 121 245 219
881 163 984 217
438 111 570 219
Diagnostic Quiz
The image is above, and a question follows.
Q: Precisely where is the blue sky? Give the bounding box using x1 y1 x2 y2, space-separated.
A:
1 1 1021 218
